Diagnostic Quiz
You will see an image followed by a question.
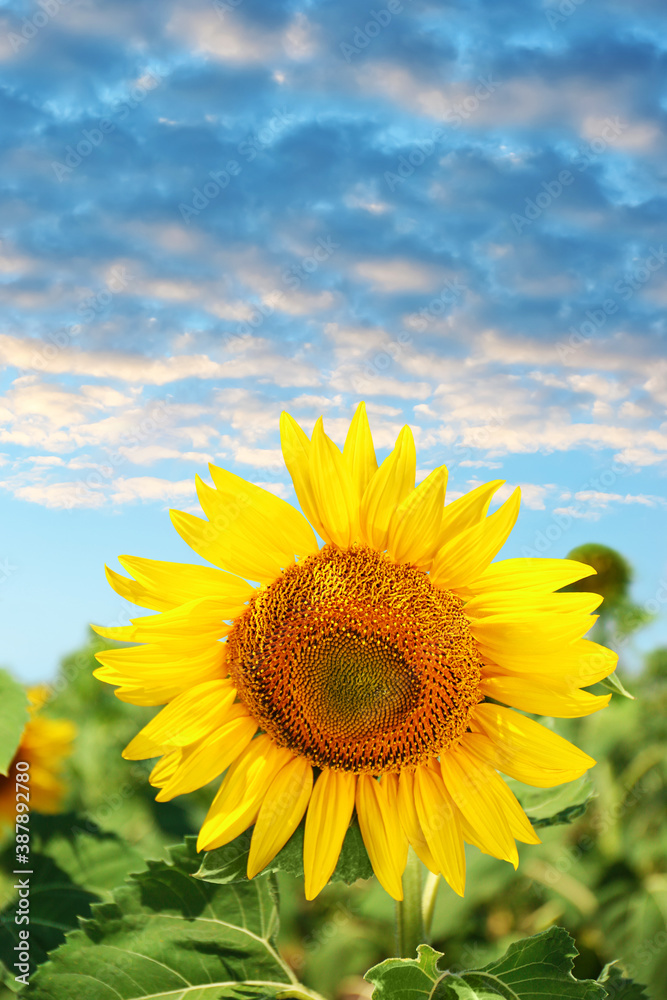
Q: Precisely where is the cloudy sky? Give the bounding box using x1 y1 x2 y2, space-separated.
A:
1 0 666 680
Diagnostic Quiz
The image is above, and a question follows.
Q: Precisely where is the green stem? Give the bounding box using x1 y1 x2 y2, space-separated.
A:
395 848 424 958
421 871 441 941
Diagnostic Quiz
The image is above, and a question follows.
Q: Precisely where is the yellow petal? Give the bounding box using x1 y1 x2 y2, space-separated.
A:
155 708 258 801
413 763 465 896
396 769 438 873
479 638 617 683
26 685 50 712
473 613 598 658
431 487 521 591
21 717 76 758
465 591 603 619
457 748 540 846
197 735 293 851
436 480 505 544
208 463 319 560
94 641 226 677
343 401 378 501
471 703 596 787
359 426 416 550
247 755 313 878
192 474 302 582
280 411 328 541
387 466 447 566
128 597 237 642
91 623 138 642
464 557 597 596
123 679 236 756
94 641 228 706
439 749 518 866
105 566 173 612
303 769 356 900
149 750 181 787
480 674 611 718
356 773 408 900
119 555 255 606
309 417 360 547
122 729 167 761
457 773 540 855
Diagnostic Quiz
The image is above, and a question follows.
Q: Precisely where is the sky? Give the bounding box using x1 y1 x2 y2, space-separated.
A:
0 0 666 682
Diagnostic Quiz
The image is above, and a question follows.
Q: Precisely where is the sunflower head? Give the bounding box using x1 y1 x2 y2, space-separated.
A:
94 402 616 900
0 686 76 825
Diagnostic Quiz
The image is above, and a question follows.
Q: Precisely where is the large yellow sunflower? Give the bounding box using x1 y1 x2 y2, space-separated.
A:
94 403 615 900
0 686 76 824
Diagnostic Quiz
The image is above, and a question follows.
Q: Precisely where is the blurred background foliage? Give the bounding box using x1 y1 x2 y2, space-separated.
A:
0 544 665 999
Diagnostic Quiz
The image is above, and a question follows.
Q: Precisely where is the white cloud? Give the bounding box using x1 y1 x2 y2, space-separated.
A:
170 9 318 64
614 446 667 467
552 490 667 522
459 459 503 469
553 505 600 521
496 482 557 510
109 477 195 505
117 446 214 466
619 401 651 420
26 455 66 467
0 334 320 388
232 446 285 469
573 490 666 509
354 258 440 293
10 481 105 510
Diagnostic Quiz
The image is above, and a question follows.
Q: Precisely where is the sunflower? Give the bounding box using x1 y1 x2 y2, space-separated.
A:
94 403 615 900
0 686 76 824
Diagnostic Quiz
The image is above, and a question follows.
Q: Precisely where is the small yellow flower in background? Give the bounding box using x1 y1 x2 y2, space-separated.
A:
0 686 76 824
94 403 616 900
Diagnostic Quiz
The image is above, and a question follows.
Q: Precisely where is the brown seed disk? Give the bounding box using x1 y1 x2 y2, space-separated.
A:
227 544 482 773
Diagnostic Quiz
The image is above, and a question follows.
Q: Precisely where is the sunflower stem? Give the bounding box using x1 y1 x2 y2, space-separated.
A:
421 871 441 940
395 848 424 958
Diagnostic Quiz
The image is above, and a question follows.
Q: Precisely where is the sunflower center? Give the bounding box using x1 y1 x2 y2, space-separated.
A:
227 544 482 773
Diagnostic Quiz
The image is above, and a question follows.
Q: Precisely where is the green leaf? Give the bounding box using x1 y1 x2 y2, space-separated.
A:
365 943 443 998
597 962 650 999
366 926 608 999
0 853 99 981
197 815 373 886
600 672 635 700
0 670 29 776
509 775 596 828
27 812 144 896
23 838 326 1000
0 815 142 984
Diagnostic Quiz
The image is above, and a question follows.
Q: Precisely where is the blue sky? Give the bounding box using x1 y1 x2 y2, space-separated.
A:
1 0 666 681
